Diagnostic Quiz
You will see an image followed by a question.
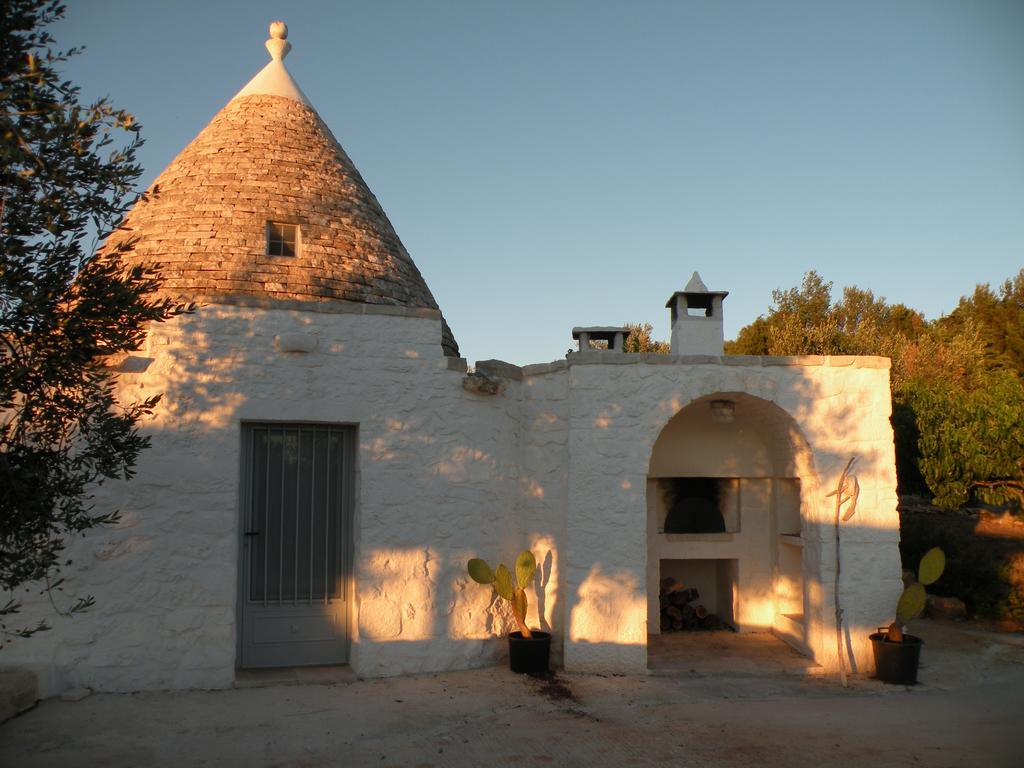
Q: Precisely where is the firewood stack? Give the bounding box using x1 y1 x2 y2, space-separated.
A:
659 577 727 631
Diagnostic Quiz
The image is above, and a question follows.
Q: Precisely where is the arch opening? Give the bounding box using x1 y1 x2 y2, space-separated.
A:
646 392 818 655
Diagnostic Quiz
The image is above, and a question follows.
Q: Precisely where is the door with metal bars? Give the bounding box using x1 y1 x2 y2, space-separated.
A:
239 423 352 668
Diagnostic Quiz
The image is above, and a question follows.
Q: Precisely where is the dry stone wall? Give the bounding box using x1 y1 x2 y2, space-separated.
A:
106 94 458 356
5 304 486 693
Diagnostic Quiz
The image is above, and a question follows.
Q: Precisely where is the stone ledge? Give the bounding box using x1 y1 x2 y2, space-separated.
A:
522 360 568 377
564 353 889 368
462 371 505 396
193 294 442 320
721 355 762 366
567 351 641 365
106 354 155 373
850 356 891 369
446 357 469 373
762 355 825 367
475 359 524 381
674 354 722 365
274 332 318 353
0 667 38 724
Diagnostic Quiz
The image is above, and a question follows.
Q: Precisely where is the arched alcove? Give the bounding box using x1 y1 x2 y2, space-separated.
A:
646 392 817 654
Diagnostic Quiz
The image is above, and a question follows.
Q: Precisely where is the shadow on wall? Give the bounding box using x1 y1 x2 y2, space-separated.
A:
645 376 893 525
344 363 899 673
659 378 894 671
569 565 646 646
76 317 898 680
38 304 507 676
566 365 899 673
355 537 560 670
360 542 559 640
643 367 892 478
354 414 564 662
134 305 573 670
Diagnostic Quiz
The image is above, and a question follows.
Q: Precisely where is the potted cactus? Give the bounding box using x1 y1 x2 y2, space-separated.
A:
869 546 945 684
467 550 550 674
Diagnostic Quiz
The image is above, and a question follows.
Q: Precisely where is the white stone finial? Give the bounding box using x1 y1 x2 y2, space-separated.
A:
265 20 292 62
234 19 310 105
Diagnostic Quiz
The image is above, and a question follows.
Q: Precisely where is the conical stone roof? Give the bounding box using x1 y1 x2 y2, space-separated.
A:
110 22 459 356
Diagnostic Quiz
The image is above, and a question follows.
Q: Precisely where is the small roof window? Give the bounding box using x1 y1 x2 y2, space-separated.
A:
267 221 299 257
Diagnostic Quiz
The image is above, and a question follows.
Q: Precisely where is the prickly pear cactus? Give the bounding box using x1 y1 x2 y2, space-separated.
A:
468 550 537 637
887 547 945 642
918 547 945 586
467 558 494 585
896 583 927 624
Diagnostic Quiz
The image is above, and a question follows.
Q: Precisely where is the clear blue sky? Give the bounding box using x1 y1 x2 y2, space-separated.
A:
57 1 1023 365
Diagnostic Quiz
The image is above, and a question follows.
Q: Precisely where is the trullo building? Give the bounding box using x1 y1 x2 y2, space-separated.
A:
8 23 903 695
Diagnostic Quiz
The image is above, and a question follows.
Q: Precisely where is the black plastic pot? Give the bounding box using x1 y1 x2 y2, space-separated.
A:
870 631 923 685
508 630 551 674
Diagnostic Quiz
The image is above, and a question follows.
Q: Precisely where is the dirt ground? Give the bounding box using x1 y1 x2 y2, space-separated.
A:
2 619 1023 768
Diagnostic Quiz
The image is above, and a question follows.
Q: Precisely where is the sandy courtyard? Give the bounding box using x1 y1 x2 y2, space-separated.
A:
2 620 1022 767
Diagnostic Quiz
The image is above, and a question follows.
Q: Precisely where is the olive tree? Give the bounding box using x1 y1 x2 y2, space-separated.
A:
1 0 189 644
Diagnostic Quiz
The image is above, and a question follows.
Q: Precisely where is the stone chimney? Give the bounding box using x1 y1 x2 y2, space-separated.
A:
572 326 631 353
665 272 729 355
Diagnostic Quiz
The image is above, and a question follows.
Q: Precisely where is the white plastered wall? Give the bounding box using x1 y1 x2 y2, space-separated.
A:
516 365 571 665
561 353 902 676
5 315 901 693
3 304 545 693
645 394 813 646
669 314 725 356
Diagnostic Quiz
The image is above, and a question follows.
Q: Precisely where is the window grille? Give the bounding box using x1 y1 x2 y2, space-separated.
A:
245 424 348 603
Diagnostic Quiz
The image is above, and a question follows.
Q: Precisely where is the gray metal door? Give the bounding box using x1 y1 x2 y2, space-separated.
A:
239 423 352 668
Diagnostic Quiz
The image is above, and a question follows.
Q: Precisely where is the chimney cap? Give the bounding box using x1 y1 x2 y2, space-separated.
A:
665 271 728 308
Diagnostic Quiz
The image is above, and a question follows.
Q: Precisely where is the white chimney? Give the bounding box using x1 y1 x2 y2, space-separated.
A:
665 272 729 355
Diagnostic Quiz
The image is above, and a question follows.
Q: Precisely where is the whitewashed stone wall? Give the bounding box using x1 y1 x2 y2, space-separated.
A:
517 363 571 664
4 303 530 694
560 352 902 675
646 398 803 640
6 312 901 695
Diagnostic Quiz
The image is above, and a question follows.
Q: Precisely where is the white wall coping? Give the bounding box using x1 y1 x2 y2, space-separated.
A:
564 352 891 369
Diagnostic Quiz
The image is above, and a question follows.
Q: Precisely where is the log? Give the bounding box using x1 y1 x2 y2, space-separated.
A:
694 604 708 620
669 588 699 606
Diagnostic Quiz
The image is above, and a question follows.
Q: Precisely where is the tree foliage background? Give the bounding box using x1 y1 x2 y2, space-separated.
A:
1 0 188 644
727 269 1024 513
624 322 670 354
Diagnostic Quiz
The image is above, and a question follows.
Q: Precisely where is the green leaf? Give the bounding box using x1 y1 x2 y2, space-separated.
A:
467 558 494 585
896 583 927 624
493 565 513 600
515 550 536 590
918 547 946 586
